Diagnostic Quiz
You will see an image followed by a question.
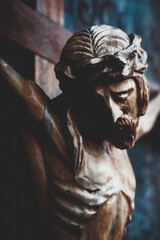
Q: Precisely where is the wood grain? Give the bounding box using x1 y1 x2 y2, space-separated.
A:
35 0 64 98
0 0 71 64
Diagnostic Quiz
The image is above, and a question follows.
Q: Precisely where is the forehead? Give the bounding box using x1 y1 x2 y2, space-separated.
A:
107 78 136 92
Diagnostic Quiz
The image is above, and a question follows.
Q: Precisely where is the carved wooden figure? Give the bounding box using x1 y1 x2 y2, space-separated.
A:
0 25 160 240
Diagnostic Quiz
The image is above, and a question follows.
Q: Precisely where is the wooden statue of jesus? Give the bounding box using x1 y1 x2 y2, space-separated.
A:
0 25 160 240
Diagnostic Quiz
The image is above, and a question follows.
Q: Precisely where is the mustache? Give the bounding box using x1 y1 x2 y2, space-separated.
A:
116 117 131 127
115 117 137 133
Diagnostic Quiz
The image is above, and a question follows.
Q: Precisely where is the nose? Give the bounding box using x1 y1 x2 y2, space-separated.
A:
108 96 123 123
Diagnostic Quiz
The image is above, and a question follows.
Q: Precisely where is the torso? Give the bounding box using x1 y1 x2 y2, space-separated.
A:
39 103 136 240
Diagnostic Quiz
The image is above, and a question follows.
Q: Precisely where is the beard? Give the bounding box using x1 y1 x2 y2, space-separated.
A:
92 96 139 149
74 93 138 149
110 117 138 149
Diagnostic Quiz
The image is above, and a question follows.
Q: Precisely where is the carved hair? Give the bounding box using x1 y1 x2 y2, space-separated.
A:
55 25 149 116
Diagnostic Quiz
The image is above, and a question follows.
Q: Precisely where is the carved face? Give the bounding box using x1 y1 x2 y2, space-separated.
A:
95 78 139 149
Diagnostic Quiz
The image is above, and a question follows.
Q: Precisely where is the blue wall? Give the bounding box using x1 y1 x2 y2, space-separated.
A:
64 1 160 239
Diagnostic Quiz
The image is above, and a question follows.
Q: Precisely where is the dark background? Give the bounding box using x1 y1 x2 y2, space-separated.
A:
0 1 43 240
64 0 160 239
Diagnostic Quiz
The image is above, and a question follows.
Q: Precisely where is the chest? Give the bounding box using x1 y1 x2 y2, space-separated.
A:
74 143 135 196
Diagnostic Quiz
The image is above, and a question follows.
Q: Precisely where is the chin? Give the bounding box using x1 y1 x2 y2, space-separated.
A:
111 134 136 150
103 118 138 149
114 140 135 150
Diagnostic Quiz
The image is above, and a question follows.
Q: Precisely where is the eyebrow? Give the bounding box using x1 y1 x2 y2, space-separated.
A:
110 87 134 96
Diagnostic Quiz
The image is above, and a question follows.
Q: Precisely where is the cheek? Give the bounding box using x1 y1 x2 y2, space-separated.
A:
127 98 138 117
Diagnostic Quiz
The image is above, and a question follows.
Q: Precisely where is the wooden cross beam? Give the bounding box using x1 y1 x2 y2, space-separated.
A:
35 0 65 98
0 0 72 98
0 0 72 64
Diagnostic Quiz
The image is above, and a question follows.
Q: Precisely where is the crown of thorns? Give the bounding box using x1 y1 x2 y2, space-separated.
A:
55 25 148 83
55 25 149 116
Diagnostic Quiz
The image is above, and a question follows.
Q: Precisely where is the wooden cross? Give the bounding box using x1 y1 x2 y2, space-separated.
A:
0 0 72 98
0 2 72 238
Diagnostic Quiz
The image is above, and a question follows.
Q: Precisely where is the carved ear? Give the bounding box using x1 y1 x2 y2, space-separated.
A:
54 63 78 93
54 63 76 80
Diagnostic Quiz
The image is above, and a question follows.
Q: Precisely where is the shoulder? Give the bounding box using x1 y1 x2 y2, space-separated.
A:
42 94 71 153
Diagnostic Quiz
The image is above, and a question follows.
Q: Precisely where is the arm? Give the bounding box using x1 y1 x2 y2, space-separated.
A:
0 57 64 152
136 92 160 140
0 57 47 123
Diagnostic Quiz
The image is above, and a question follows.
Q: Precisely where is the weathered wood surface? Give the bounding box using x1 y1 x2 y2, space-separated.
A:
0 0 71 64
35 0 64 98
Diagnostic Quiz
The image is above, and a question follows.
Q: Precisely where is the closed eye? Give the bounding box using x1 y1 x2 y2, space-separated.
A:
118 92 128 98
110 93 127 103
110 87 134 103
